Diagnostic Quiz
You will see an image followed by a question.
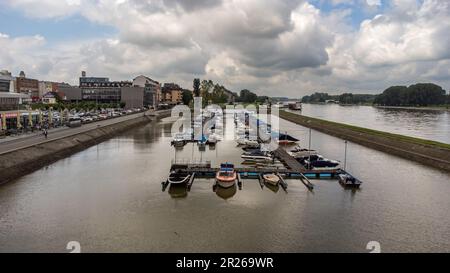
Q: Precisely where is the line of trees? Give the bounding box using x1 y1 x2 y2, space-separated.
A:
301 93 339 103
374 83 448 106
301 83 449 107
183 79 267 106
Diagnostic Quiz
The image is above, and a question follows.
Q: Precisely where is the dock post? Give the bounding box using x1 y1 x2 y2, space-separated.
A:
258 174 265 189
187 172 196 191
277 173 288 192
237 173 242 190
300 173 314 191
161 180 169 192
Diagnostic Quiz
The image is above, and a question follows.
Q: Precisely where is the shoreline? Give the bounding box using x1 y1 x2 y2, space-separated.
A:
374 105 450 111
302 103 450 111
279 110 450 173
0 110 171 184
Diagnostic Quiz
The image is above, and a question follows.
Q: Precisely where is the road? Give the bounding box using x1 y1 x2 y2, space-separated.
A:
0 111 149 155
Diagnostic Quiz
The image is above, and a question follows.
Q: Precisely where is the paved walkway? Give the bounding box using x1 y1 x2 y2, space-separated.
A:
0 111 149 155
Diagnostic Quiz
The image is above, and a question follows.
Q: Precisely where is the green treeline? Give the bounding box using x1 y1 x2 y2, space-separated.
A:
186 79 268 105
374 83 448 106
301 83 449 107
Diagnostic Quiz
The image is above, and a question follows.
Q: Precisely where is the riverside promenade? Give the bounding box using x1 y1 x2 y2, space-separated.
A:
0 110 169 155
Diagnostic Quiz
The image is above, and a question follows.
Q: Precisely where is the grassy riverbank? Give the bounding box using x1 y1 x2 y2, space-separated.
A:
279 110 450 172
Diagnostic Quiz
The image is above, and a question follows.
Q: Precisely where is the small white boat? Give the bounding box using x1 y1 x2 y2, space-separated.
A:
171 133 186 147
241 150 273 161
338 173 362 188
168 171 191 184
207 134 219 145
263 173 280 186
236 139 259 147
289 149 318 158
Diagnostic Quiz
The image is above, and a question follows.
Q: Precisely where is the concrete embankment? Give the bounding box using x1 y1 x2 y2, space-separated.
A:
0 110 171 184
279 110 450 172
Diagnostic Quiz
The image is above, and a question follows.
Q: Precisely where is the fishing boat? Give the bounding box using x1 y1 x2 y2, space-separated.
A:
241 150 273 162
288 101 302 111
262 173 280 186
168 171 191 184
338 173 362 188
216 163 237 188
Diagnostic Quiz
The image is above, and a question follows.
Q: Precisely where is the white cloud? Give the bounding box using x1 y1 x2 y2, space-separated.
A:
0 0 449 96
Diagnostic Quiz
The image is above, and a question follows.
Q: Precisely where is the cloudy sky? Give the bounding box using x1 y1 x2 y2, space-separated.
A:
0 0 449 97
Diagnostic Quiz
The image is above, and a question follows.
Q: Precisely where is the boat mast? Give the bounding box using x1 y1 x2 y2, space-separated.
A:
344 140 348 171
308 128 312 170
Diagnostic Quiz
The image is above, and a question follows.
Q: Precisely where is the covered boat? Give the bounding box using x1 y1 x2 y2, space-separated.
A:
216 163 237 188
277 133 299 145
171 133 186 147
338 173 362 188
241 150 273 162
263 173 280 186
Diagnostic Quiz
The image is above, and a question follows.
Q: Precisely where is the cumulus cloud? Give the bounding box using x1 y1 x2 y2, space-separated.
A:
0 0 449 96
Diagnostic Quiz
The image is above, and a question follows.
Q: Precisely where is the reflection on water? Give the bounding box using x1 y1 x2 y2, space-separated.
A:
264 183 280 194
215 184 237 200
168 184 188 199
0 117 450 253
292 104 450 143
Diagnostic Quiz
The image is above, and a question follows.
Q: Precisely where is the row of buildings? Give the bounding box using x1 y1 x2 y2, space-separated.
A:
62 72 185 109
0 70 187 111
0 70 73 111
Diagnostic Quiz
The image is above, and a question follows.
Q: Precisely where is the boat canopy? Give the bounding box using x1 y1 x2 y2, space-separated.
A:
220 163 234 171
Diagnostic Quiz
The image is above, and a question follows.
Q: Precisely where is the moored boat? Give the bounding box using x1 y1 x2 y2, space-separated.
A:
338 173 362 188
216 163 237 188
263 173 280 186
241 150 273 162
168 171 191 184
171 133 186 147
277 133 299 145
236 138 259 148
288 101 302 111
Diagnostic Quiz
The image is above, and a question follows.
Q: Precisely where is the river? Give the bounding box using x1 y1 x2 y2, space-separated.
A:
0 117 449 252
287 104 450 144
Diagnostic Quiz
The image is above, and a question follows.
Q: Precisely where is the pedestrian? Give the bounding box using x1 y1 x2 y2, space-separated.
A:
44 129 48 139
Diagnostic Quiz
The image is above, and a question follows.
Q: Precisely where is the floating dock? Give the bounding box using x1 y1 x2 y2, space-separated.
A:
165 111 362 193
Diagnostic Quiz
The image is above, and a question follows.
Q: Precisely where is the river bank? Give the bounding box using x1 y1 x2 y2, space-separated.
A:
374 105 450 111
279 110 450 172
0 110 171 184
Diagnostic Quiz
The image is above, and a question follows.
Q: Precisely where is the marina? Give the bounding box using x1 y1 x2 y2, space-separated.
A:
163 109 360 193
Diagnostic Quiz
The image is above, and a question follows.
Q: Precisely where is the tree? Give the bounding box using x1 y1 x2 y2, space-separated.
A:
374 84 446 106
182 90 193 105
240 89 258 103
301 92 334 103
193 78 200 97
